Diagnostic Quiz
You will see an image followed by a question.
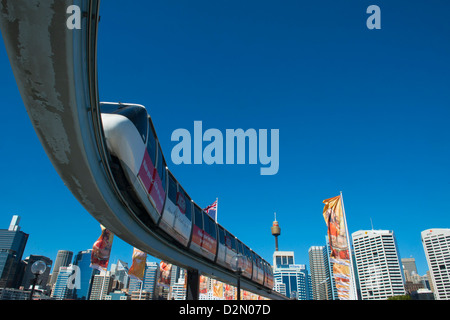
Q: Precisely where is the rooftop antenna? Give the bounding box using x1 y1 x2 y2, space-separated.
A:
370 217 374 230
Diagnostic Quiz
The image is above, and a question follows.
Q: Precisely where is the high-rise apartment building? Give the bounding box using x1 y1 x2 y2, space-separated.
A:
309 246 332 300
0 215 29 288
352 230 405 300
421 229 450 300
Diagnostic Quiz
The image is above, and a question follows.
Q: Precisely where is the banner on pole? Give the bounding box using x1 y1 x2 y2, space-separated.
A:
323 195 351 300
90 225 114 271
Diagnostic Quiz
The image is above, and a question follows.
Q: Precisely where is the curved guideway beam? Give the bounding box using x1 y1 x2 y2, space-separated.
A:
0 0 286 300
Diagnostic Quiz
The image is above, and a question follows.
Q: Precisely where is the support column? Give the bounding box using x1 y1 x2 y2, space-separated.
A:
186 269 199 300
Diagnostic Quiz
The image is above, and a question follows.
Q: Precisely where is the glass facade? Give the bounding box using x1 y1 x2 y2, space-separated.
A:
273 251 312 300
0 217 29 288
73 249 99 300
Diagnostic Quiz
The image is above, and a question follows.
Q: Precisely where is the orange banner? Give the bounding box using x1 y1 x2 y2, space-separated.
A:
128 248 147 281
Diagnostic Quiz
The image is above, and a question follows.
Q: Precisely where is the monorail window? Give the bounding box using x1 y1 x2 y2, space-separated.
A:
218 226 225 245
156 145 166 192
244 246 252 261
204 215 216 240
194 206 203 229
237 241 244 255
168 174 177 204
179 187 192 221
118 106 148 143
226 231 237 251
230 235 237 251
147 121 157 165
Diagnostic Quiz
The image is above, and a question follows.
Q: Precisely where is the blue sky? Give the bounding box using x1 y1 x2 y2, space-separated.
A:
1 1 449 277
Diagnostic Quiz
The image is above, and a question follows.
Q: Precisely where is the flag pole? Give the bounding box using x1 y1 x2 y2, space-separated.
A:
215 198 218 222
340 191 357 300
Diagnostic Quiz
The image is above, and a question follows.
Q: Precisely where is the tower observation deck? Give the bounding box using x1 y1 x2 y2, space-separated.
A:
271 212 281 251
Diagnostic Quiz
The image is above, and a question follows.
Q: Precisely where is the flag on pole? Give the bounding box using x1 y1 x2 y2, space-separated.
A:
204 198 218 221
322 195 352 300
128 248 147 281
90 225 114 272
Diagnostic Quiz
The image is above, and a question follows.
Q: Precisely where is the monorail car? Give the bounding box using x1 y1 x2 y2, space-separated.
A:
100 102 274 289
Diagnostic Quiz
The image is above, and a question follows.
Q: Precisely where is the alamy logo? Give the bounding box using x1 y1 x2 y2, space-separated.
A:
171 121 279 175
66 265 81 290
66 5 81 30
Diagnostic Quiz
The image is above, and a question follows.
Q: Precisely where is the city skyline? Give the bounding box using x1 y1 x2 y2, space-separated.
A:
0 212 439 280
1 0 449 284
0 214 440 300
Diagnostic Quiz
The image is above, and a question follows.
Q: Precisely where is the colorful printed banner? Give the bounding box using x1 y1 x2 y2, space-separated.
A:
212 279 223 299
323 195 351 300
128 248 147 281
90 225 114 271
138 150 165 214
158 261 172 288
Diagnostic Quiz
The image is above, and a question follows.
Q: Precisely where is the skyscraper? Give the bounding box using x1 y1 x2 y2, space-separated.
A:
51 265 75 300
0 215 29 288
72 249 99 300
49 250 73 288
402 257 418 280
421 228 450 300
352 230 406 300
89 271 113 300
273 251 312 300
128 261 158 299
309 246 332 300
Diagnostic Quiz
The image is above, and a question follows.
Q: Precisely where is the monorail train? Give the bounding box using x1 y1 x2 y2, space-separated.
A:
100 102 274 290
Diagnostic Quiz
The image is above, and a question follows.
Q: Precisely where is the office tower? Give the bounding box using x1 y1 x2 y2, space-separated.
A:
111 259 129 287
352 230 406 300
309 246 332 300
401 256 425 295
273 251 312 300
0 215 29 288
21 255 52 293
273 251 294 268
421 229 450 300
89 271 114 300
171 268 187 300
143 261 158 295
129 261 158 299
49 250 73 287
402 257 419 282
51 265 75 300
72 249 99 300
